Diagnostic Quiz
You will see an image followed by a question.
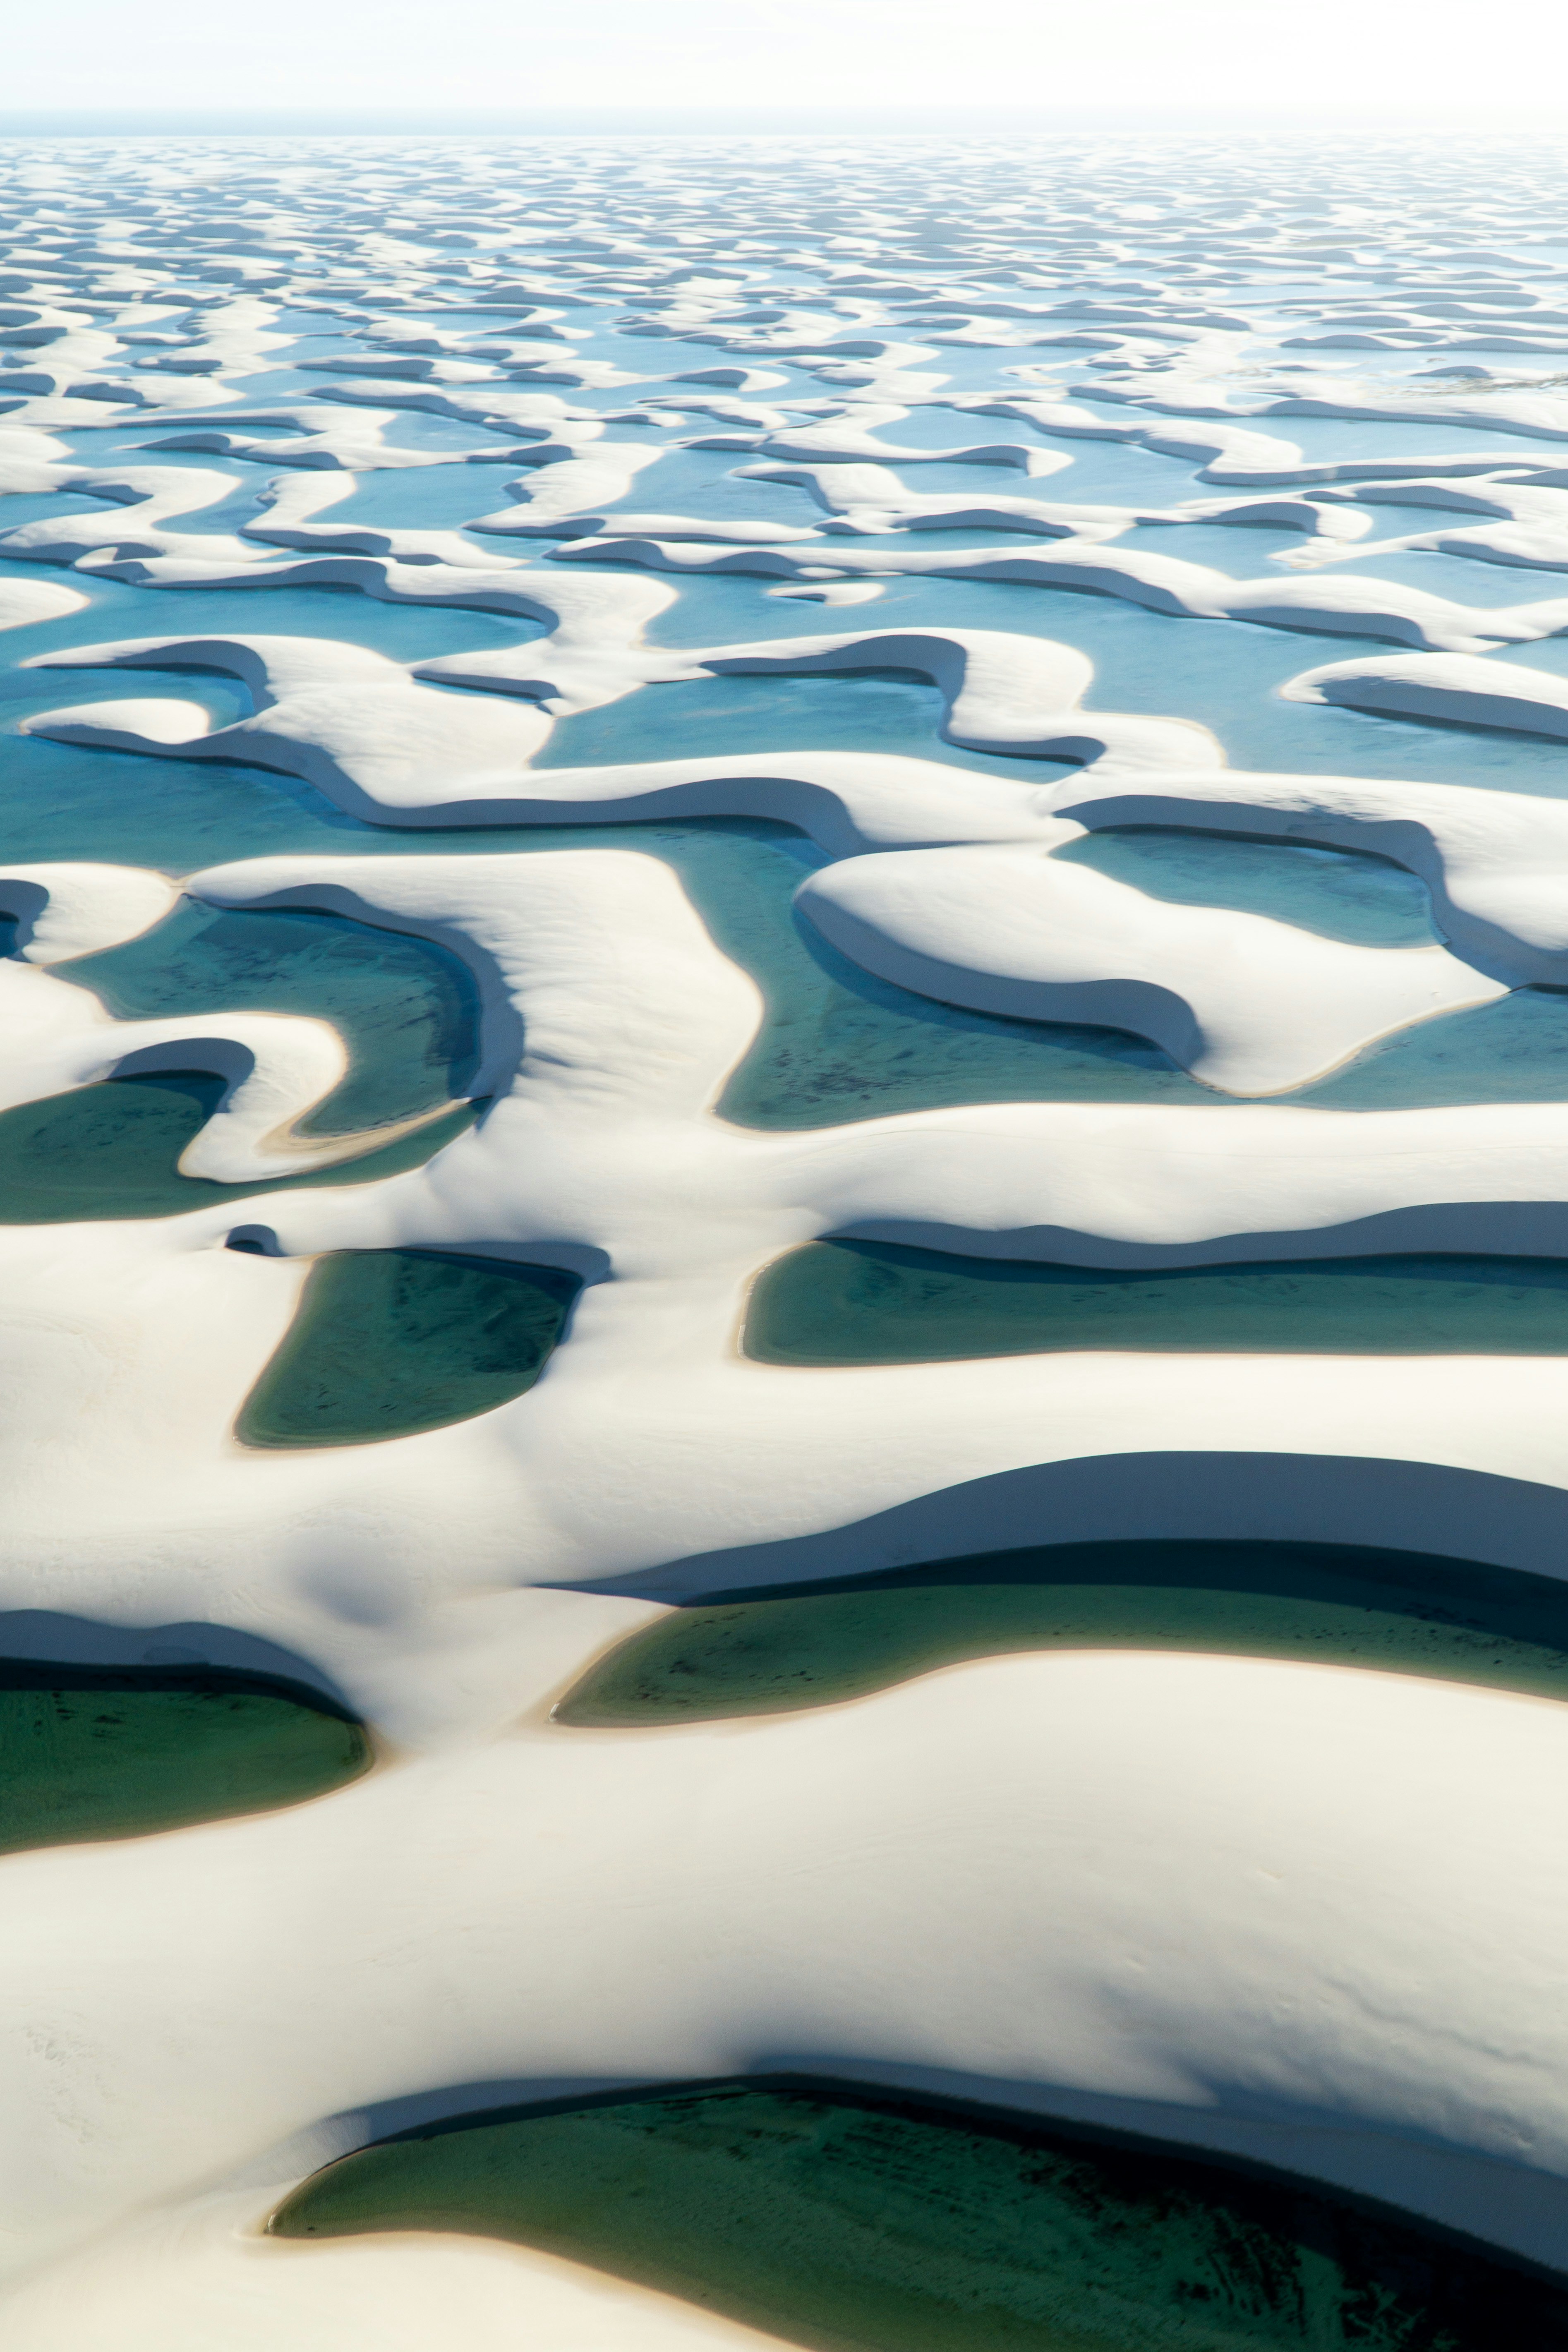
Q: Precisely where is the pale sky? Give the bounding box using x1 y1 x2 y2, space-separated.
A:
3 0 1565 122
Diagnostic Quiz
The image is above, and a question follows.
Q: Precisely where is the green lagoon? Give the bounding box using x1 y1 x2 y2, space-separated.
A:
746 1240 1568 1364
557 1537 1568 1726
0 1660 369 1853
238 1246 581 1446
271 2078 1566 2350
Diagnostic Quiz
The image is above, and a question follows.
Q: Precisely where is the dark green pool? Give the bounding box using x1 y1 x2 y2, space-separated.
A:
745 1240 1568 1364
0 1661 370 1853
237 1246 582 1446
0 1072 479 1224
556 1537 1568 1725
269 2077 1568 2350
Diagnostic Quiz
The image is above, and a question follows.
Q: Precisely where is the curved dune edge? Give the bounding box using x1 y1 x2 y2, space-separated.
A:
26 623 1568 1012
0 861 476 1181
0 947 357 1182
13 849 1568 1753
0 1080 483 1226
587 1449 1568 1602
553 1534 1568 1725
796 844 1504 1096
554 530 1568 656
10 1654 1568 2281
0 2187 786 2352
1287 645 1568 735
0 862 182 964
15 133 1568 2323
0 576 86 631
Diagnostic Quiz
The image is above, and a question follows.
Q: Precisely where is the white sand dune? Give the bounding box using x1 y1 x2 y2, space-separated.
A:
6 1655 1568 2285
12 128 1568 2338
797 841 1506 1094
556 530 1568 654
0 844 1556 1775
0 876 368 1180
0 2190 788 2352
1286 645 1568 735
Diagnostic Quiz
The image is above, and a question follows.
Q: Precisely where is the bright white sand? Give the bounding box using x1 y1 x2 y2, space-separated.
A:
8 131 1568 2336
5 1653 1568 2289
0 2185 787 2352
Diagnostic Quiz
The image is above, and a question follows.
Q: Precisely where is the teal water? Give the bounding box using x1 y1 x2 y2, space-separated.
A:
534 664 1060 787
1089 521 1310 576
10 180 1568 1280
60 898 481 1136
0 491 111 530
558 1537 1568 1724
684 828 1216 1127
1054 828 1439 946
336 460 538 532
0 565 533 679
4 764 1561 1218
0 1660 369 1853
1489 639 1568 681
824 572 1568 795
237 1247 581 1447
0 663 249 736
1210 411 1568 463
0 762 1225 1172
1299 990 1568 1107
522 444 824 532
269 2077 1567 2350
0 1074 480 1224
746 1240 1568 1364
1327 547 1568 600
608 546 1560 798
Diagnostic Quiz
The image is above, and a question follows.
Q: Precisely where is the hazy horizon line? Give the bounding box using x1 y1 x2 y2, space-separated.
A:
2 103 1566 139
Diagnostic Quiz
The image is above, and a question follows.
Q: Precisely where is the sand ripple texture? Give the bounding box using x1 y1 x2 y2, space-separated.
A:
9 128 1568 2344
